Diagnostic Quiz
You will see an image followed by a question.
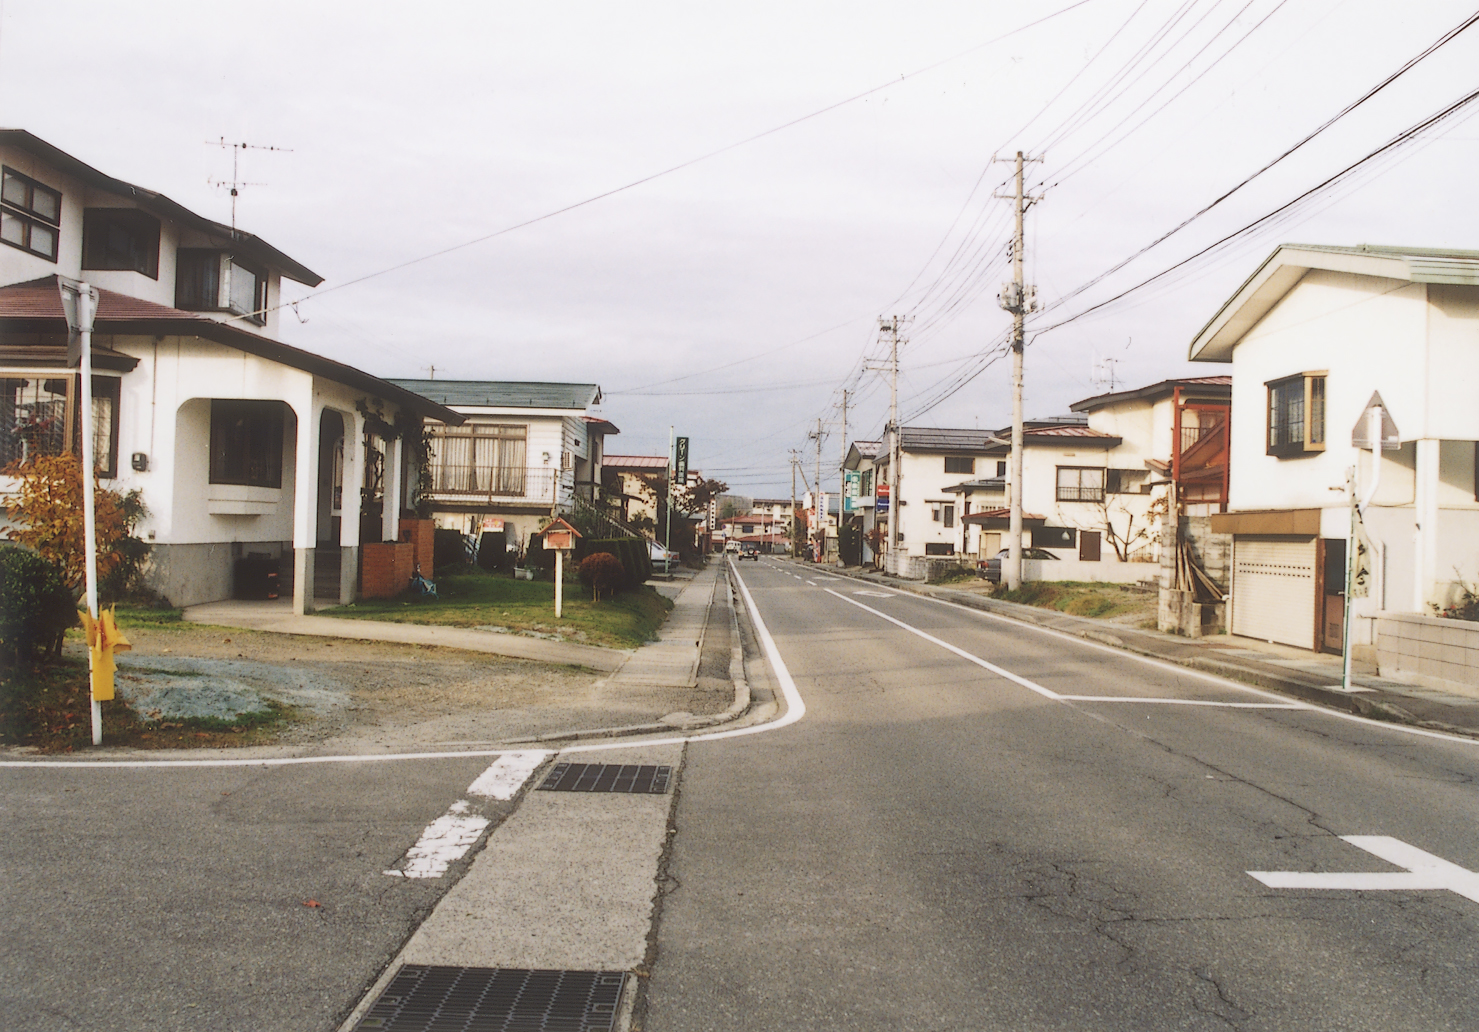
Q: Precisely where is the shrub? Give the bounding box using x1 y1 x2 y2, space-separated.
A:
476 532 507 572
0 547 76 670
2 453 131 596
579 552 626 601
433 529 469 572
576 537 651 590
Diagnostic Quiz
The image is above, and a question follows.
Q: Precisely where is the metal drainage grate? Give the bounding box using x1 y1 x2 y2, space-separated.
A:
355 966 626 1032
537 762 672 794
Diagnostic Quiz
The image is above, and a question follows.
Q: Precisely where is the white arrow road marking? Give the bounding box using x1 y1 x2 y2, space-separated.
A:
1249 836 1479 904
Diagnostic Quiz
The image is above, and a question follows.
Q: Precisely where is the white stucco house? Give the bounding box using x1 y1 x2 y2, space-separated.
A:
1190 243 1479 657
0 130 461 611
385 380 618 554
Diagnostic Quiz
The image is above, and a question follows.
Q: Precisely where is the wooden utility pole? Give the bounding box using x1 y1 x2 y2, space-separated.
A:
995 151 1041 591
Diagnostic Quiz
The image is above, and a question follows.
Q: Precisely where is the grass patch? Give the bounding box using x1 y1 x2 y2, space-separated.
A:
111 603 186 627
321 570 673 649
0 661 293 752
993 581 1154 621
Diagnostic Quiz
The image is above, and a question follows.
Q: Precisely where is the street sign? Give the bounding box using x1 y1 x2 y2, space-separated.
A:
1351 392 1400 451
57 276 98 367
875 483 890 515
674 436 689 483
843 470 861 512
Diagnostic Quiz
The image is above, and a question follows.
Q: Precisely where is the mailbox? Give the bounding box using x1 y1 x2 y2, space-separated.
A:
542 517 582 551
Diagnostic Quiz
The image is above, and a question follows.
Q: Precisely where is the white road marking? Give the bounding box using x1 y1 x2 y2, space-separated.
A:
1056 696 1303 708
1249 836 1479 904
384 800 491 879
824 589 1061 700
853 590 894 598
806 580 818 586
0 747 542 770
465 750 549 799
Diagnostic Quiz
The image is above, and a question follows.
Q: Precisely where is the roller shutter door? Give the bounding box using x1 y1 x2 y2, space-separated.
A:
1231 536 1317 650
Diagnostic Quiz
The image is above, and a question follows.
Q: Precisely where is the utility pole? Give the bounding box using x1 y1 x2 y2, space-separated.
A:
838 389 848 567
790 451 799 557
810 417 824 562
867 316 907 575
994 151 1042 591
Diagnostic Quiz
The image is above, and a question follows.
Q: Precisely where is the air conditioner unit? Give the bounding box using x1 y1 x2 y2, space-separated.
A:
561 450 575 470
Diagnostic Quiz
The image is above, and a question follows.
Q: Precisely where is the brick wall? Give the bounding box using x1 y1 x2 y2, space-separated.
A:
362 541 414 598
399 519 435 576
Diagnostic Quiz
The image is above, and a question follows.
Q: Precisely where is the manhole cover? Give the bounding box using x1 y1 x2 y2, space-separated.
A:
355 966 626 1031
537 762 672 794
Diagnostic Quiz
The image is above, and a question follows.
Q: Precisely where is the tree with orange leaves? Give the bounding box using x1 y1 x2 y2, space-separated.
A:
2 453 130 597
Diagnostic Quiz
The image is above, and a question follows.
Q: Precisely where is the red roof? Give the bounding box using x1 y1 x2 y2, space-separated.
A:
604 455 669 469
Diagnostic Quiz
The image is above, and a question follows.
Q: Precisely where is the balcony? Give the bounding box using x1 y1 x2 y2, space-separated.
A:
424 465 562 505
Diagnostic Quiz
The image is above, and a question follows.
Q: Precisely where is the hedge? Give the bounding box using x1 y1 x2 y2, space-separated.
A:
0 546 76 670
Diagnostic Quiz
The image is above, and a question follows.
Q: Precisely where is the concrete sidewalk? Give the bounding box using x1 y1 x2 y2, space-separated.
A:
804 560 1479 738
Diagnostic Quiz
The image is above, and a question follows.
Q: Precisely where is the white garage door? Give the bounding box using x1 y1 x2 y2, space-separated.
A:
1231 537 1317 650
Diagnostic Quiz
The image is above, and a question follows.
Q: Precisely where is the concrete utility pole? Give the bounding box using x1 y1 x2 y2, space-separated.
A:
867 317 907 575
838 389 848 566
790 451 799 557
994 151 1042 591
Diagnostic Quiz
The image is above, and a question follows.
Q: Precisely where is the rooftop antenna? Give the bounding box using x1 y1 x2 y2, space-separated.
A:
206 138 292 230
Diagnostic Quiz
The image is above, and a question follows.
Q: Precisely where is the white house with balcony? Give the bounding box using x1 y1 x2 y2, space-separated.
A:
0 130 462 611
1190 243 1479 665
387 380 617 553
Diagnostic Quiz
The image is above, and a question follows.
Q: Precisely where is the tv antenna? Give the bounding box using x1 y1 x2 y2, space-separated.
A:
206 138 292 230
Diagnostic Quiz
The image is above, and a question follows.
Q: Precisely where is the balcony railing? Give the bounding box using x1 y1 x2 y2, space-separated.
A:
427 465 561 502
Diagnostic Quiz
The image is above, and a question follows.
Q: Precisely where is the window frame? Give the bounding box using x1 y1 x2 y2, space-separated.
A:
226 255 267 324
1266 372 1327 458
943 455 974 475
1 166 62 262
83 375 122 479
209 399 285 488
1056 466 1106 503
1106 468 1150 495
82 208 161 279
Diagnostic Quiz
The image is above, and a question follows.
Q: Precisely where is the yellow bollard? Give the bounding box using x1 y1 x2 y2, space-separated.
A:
79 607 132 702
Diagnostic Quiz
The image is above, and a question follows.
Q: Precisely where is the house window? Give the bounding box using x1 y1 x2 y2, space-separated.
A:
1106 469 1150 494
432 423 527 495
944 456 974 475
924 542 955 556
175 250 268 324
1 167 61 261
943 504 955 528
1267 372 1326 457
1056 466 1105 502
209 399 284 488
0 376 67 466
82 209 161 278
83 376 121 479
996 461 1007 477
860 469 873 495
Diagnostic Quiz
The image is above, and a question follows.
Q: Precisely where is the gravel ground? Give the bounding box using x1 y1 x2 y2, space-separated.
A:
101 623 733 751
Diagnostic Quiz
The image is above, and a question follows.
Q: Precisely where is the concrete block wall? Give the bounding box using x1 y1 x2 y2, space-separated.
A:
1376 612 1479 699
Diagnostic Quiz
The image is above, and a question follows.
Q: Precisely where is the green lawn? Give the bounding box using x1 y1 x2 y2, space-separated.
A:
993 580 1156 622
320 571 672 649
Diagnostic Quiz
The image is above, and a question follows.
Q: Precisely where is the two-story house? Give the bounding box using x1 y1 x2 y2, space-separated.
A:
1190 243 1479 662
0 130 460 611
386 380 617 555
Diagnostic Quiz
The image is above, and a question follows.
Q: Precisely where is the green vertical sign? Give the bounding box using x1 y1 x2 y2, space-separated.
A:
674 436 689 483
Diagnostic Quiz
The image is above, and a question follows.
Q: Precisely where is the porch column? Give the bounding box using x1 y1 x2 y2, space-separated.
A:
338 409 366 605
291 395 321 615
382 432 404 544
1414 437 1440 611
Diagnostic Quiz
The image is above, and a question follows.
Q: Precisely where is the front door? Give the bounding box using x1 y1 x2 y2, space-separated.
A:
1080 531 1101 562
1322 538 1346 654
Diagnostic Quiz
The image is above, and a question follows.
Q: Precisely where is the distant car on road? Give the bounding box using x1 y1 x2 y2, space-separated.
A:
650 542 679 574
737 545 760 561
979 547 1058 583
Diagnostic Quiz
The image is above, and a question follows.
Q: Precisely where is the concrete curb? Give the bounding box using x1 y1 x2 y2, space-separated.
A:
802 560 1479 739
504 563 753 746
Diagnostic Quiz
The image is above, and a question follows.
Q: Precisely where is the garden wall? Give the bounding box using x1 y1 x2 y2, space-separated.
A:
1376 612 1479 700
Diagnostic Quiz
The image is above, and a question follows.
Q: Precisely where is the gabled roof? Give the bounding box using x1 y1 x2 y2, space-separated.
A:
898 427 1003 453
387 380 602 411
1070 376 1230 413
1189 243 1479 362
944 477 1006 493
0 276 460 423
896 423 1119 454
0 129 322 286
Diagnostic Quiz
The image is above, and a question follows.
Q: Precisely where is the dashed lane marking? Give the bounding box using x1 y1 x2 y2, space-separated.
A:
466 750 550 799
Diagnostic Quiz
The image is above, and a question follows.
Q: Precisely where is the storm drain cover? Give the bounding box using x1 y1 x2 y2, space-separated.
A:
537 762 672 794
355 966 626 1032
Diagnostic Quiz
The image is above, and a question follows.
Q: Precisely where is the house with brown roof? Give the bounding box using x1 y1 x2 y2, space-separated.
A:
0 130 460 610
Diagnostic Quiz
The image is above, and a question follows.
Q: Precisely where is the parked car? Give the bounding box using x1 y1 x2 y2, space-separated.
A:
979 547 1058 583
649 541 679 574
737 545 760 561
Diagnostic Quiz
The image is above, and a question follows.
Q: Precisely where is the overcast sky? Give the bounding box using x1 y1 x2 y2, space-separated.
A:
4 1 1478 497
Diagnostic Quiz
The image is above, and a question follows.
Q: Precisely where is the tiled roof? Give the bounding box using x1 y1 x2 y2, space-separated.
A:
387 380 601 410
961 508 1046 524
0 276 460 423
851 440 881 458
899 423 1117 452
1070 376 1231 413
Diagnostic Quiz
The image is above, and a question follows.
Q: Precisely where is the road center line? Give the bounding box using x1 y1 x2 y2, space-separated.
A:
1055 696 1303 708
823 588 1061 700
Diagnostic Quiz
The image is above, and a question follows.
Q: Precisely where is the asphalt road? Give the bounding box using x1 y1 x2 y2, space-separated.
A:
644 559 1479 1031
0 752 503 1032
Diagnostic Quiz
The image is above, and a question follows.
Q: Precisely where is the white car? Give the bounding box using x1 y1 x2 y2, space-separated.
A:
649 542 678 574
